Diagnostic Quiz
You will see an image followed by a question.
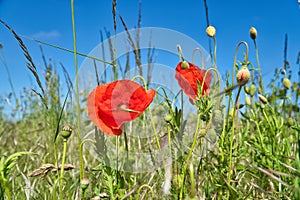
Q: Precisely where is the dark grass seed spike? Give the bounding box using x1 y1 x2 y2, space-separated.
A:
119 15 143 76
0 19 45 96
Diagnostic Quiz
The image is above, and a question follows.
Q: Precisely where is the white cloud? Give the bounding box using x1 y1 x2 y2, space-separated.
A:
31 30 61 40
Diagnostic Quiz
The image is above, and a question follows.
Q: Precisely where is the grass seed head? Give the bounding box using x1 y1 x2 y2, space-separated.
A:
206 25 216 37
250 27 257 40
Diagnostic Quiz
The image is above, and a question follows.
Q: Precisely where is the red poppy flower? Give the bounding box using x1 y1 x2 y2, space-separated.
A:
175 61 212 101
87 80 156 136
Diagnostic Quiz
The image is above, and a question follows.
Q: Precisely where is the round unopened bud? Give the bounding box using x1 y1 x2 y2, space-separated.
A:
258 86 262 94
245 96 251 106
236 66 250 86
80 178 90 191
206 25 216 37
181 61 189 69
249 84 256 97
258 94 268 104
244 85 250 94
61 124 73 139
287 117 293 127
249 27 257 40
164 114 172 122
292 82 297 92
283 78 291 89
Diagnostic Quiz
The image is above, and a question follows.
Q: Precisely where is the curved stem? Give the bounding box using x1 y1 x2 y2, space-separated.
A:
232 41 249 85
136 184 154 200
192 47 204 69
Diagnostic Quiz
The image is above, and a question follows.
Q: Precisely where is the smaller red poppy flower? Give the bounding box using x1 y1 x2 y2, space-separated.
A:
87 80 156 136
175 61 212 101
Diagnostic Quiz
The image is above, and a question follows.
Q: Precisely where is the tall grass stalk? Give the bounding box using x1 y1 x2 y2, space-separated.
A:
70 0 84 180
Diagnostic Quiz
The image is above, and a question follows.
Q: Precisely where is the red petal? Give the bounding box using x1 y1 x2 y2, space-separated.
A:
87 80 156 136
175 62 212 100
87 87 122 136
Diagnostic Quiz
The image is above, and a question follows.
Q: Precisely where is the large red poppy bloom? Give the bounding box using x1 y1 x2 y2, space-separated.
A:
175 61 212 101
87 80 156 136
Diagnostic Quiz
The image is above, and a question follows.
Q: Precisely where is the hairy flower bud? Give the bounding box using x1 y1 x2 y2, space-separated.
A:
236 66 250 86
61 124 73 140
249 27 257 40
80 178 90 191
181 61 189 69
283 78 291 89
249 84 256 97
245 96 251 106
206 25 216 37
258 94 268 104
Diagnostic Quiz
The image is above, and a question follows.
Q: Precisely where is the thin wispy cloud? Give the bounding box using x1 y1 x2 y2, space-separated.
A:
31 30 61 40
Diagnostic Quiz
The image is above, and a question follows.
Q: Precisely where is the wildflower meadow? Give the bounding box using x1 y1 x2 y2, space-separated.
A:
0 1 300 199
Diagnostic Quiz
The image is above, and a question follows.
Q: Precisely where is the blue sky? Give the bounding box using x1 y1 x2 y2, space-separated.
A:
0 0 299 106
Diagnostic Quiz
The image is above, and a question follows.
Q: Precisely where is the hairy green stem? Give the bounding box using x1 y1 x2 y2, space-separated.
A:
59 139 67 200
136 184 154 199
213 36 217 67
254 39 264 93
179 112 202 200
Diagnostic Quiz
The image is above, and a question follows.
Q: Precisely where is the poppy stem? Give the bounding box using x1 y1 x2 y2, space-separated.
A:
59 139 67 200
213 36 217 67
132 75 160 149
137 184 155 199
227 85 242 195
253 39 264 93
192 47 204 69
177 44 185 61
179 111 202 199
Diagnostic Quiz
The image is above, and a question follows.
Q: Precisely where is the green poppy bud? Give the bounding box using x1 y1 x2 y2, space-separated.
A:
61 124 73 140
258 94 268 104
245 96 251 106
181 61 189 69
80 178 90 191
249 84 256 97
283 78 291 89
244 85 250 94
164 114 172 122
258 86 262 94
287 117 293 127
